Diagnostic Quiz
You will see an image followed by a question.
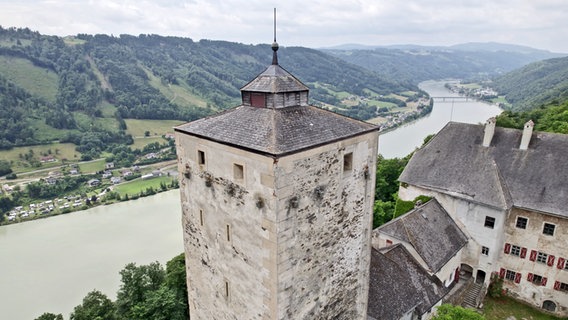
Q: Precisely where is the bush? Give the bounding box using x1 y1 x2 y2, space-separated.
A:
5 173 17 180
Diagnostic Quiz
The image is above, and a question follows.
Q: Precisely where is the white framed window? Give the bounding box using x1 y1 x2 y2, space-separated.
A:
505 270 516 281
543 223 555 236
510 245 521 256
537 251 548 264
516 216 528 229
481 246 489 255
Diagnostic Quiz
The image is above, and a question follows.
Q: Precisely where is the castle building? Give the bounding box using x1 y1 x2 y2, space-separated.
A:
174 40 379 319
397 119 568 317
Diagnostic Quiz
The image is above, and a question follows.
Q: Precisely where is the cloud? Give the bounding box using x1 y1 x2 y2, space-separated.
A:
0 0 567 52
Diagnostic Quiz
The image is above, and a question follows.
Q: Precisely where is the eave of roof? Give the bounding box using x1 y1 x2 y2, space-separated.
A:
175 105 378 158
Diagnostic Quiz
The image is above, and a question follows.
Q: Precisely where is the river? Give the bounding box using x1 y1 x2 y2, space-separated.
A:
378 80 503 158
0 190 184 320
0 80 502 319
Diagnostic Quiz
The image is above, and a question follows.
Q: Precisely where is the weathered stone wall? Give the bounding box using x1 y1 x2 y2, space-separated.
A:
176 131 378 320
274 133 377 320
175 134 277 320
500 208 568 317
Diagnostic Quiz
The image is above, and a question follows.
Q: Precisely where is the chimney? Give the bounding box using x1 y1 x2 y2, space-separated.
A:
519 120 534 150
482 117 496 147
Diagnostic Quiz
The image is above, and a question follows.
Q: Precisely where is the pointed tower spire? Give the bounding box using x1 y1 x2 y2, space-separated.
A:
271 8 279 65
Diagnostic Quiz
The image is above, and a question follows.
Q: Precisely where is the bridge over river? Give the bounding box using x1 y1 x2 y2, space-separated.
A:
431 96 475 102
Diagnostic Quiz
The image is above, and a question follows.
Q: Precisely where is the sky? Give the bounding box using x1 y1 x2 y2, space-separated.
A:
1 0 567 53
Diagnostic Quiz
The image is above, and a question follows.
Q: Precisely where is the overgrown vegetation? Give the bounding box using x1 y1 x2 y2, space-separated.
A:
35 254 189 320
496 101 568 134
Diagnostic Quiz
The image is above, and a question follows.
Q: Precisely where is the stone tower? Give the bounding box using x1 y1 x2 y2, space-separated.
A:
174 40 379 320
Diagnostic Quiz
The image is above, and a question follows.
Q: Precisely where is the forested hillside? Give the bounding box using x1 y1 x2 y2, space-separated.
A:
0 27 416 151
325 44 562 85
490 56 568 111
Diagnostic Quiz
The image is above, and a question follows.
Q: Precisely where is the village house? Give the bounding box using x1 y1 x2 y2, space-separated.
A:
397 118 568 317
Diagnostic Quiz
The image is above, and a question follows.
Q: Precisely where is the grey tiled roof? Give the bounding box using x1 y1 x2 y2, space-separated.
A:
175 105 378 157
378 199 468 272
240 64 309 93
367 245 448 319
399 122 568 217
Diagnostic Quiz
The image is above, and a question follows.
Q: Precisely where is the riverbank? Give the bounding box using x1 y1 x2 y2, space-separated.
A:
378 80 503 158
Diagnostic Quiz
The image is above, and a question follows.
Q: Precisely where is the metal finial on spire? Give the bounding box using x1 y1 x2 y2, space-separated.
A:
271 8 279 65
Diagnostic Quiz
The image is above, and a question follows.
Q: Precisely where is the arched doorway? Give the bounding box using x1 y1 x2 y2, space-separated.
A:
476 270 486 284
542 300 556 312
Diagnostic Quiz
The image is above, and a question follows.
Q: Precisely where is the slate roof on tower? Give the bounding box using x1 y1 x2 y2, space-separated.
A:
240 64 309 93
175 45 378 157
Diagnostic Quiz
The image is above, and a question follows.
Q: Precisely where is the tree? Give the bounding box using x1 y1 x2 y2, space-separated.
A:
115 262 165 319
70 290 116 320
34 313 64 320
165 253 189 319
432 304 485 320
0 159 12 176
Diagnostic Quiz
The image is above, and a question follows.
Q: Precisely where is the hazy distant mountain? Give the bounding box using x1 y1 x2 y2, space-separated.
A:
322 42 565 85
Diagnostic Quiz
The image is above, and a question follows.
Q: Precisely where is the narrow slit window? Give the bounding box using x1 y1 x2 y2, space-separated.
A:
226 224 231 242
233 164 244 180
199 209 204 226
198 150 206 165
343 152 353 172
224 280 230 298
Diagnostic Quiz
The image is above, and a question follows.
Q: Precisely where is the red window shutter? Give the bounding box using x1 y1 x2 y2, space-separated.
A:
520 247 527 259
504 243 511 254
499 268 505 279
541 277 548 286
554 281 561 290
527 273 533 282
515 272 522 283
547 255 555 267
558 257 566 269
251 93 265 108
529 250 537 261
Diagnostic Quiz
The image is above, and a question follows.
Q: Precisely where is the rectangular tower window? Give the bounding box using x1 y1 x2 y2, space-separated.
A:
484 216 495 229
198 150 206 165
343 152 353 172
516 216 528 229
233 163 244 181
481 246 489 255
543 223 555 236
226 224 231 242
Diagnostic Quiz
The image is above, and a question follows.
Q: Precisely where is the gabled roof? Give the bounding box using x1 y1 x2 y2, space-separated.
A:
175 105 377 157
399 122 568 217
377 199 468 273
367 245 448 319
240 64 309 93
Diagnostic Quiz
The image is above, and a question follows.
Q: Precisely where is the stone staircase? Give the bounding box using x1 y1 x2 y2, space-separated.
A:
461 281 483 309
